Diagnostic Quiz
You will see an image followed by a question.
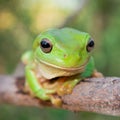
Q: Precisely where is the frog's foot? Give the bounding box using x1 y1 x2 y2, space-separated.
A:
34 88 56 101
35 88 62 107
49 95 62 107
92 70 103 78
57 78 81 96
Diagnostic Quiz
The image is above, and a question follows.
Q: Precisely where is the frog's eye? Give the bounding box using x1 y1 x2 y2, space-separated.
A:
40 38 52 53
86 39 94 52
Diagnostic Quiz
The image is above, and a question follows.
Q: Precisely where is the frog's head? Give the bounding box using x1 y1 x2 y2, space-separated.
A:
33 28 94 79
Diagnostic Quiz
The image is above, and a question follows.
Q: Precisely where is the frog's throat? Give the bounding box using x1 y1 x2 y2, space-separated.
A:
35 57 89 71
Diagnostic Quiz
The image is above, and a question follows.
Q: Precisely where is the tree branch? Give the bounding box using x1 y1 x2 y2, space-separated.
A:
0 74 120 116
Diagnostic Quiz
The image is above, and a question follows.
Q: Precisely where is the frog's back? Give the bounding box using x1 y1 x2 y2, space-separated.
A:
48 27 88 38
61 27 86 36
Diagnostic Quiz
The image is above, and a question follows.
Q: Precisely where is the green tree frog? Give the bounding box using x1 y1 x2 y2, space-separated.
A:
22 27 102 106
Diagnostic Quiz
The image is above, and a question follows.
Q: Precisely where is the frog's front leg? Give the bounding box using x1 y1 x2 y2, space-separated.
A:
57 76 81 96
25 65 58 101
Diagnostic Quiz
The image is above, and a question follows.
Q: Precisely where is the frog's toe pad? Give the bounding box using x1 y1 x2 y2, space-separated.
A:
92 70 103 78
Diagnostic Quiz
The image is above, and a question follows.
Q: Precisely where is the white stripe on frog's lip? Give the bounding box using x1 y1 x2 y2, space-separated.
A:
35 57 90 71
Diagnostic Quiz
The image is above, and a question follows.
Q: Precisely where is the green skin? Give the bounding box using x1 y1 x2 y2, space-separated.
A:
22 27 95 103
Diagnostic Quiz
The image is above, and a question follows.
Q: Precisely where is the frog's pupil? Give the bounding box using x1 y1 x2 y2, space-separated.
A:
41 40 50 48
88 40 94 47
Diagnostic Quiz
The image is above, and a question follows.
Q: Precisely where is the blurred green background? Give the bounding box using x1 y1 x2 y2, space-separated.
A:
0 0 120 120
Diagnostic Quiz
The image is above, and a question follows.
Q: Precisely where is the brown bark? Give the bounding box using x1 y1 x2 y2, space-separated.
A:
0 75 120 116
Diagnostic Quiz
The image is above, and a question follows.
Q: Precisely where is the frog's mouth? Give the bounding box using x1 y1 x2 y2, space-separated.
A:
36 57 89 71
35 57 90 79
